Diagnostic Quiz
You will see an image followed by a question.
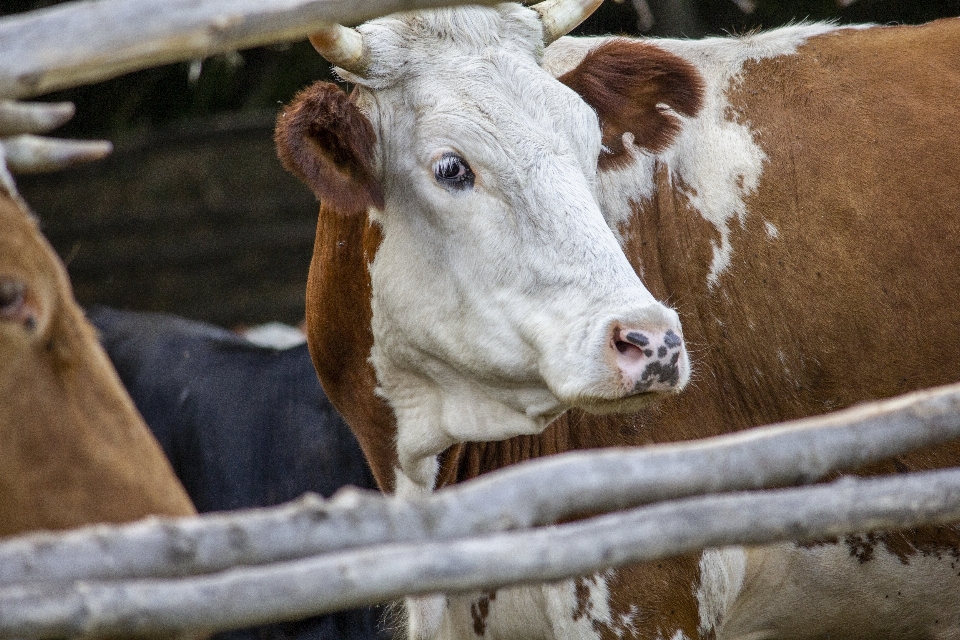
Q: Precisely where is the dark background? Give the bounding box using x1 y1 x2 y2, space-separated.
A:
7 0 959 328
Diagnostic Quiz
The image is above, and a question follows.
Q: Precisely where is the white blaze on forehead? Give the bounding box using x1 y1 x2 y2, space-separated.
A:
696 547 747 638
544 24 846 286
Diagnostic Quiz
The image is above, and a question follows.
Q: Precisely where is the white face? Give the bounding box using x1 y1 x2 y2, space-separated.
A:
340 5 689 482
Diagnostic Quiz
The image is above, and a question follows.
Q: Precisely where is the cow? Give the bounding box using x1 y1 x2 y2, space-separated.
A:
0 188 196 537
88 306 392 640
274 1 960 638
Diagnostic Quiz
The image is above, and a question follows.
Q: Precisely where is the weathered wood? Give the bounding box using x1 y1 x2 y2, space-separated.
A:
1 381 960 591
0 101 74 136
0 0 503 100
3 467 960 638
0 100 111 199
3 135 112 174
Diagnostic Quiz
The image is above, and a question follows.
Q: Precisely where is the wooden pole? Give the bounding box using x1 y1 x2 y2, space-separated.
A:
2 468 960 638
0 382 959 590
0 0 503 100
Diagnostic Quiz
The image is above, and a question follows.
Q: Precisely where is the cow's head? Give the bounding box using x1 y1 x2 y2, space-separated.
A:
0 191 196 533
277 0 704 488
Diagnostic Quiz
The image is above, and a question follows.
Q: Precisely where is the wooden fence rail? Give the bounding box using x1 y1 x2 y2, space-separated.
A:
5 469 960 638
1 382 960 637
0 0 503 100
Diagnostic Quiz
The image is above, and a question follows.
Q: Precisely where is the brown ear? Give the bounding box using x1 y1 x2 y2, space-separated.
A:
558 39 705 170
275 81 384 214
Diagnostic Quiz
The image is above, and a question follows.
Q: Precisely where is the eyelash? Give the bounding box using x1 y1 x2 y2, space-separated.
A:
434 152 474 191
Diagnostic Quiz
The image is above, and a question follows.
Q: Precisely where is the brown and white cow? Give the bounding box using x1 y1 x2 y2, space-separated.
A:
0 143 195 536
276 2 960 638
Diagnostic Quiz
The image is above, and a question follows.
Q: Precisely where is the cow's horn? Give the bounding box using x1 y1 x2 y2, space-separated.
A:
534 0 604 45
308 23 368 75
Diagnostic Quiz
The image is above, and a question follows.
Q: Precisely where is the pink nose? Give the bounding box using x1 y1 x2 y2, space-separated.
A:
612 327 685 393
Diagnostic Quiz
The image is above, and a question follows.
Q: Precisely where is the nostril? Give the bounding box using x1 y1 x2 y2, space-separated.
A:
613 337 646 368
615 339 638 355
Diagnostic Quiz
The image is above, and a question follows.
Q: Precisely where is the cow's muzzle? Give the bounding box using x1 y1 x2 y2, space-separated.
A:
612 325 687 394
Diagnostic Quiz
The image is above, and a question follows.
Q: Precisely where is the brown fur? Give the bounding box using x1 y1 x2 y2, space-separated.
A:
305 200 399 488
0 193 195 536
287 16 960 639
558 39 705 170
275 81 384 215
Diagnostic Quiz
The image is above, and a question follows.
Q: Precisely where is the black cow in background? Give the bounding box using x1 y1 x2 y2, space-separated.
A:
87 306 391 640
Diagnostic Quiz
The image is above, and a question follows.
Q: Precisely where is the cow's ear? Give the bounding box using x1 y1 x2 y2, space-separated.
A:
275 81 384 214
558 39 705 170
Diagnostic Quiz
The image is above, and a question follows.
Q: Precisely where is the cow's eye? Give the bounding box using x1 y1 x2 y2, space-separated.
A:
0 280 25 316
434 152 474 190
0 279 33 330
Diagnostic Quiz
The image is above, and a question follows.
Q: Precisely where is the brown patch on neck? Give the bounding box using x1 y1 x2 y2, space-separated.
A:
306 202 399 491
605 559 701 640
280 83 399 490
438 418 572 486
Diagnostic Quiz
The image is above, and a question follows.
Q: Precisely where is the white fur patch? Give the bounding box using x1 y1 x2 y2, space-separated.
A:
695 547 747 637
546 571 640 638
545 25 848 286
407 594 448 640
597 132 657 241
240 322 306 349
651 25 847 287
432 572 634 640
715 540 960 638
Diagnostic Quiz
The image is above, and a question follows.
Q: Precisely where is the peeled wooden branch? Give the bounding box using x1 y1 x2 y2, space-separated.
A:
0 101 74 136
0 0 504 100
3 468 960 638
3 135 112 173
2 381 960 589
0 101 112 199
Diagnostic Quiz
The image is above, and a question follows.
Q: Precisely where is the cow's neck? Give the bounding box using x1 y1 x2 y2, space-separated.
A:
306 205 402 491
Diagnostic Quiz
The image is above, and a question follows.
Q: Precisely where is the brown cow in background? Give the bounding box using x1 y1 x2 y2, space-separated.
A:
0 105 195 536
